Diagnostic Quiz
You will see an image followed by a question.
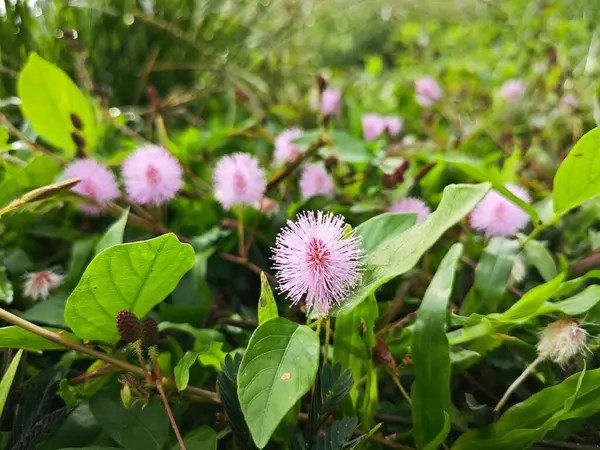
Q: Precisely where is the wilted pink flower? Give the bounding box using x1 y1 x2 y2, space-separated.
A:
256 197 279 216
500 80 525 103
415 77 442 107
537 319 588 366
274 128 304 164
214 153 266 209
321 87 341 117
388 197 431 223
23 270 63 301
469 184 531 236
560 93 579 108
272 211 364 317
300 164 335 199
122 145 183 206
62 159 120 214
383 116 403 136
362 114 386 141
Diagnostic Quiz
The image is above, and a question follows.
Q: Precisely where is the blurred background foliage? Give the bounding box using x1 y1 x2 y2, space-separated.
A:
1 0 600 126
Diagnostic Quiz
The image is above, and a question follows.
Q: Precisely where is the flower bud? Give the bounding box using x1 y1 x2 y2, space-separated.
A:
141 317 159 348
116 310 141 343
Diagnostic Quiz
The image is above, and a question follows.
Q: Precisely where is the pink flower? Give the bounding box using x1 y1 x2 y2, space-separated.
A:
321 87 341 117
23 270 63 301
362 114 386 141
300 164 335 199
415 77 442 107
256 197 279 216
62 159 120 214
388 197 431 223
384 116 403 136
469 184 531 236
275 128 304 164
122 145 183 206
500 80 525 103
214 153 266 209
272 211 363 317
560 93 579 108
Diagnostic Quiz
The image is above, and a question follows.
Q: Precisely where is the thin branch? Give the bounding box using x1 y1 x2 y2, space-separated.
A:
0 113 64 163
0 307 220 403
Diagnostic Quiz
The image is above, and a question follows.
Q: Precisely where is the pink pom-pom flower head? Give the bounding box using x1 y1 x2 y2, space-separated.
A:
415 77 442 107
299 164 335 199
274 128 304 164
500 80 525 103
560 93 579 108
23 270 63 301
122 145 183 206
62 159 120 214
214 153 266 210
321 87 341 117
383 116 403 136
388 197 431 223
272 211 364 317
469 184 531 236
362 114 386 141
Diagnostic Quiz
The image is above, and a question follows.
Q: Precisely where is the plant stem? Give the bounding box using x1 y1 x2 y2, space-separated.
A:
133 341 152 384
0 307 220 403
390 369 412 406
237 206 246 260
150 349 187 450
323 317 331 367
494 355 544 413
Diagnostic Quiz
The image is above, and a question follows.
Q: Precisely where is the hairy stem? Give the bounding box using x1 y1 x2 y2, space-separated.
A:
323 317 331 368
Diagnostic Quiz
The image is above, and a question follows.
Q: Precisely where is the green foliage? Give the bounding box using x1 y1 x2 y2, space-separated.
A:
64 234 195 343
412 244 462 449
258 272 278 325
0 326 79 350
18 53 97 155
238 317 320 448
0 349 22 416
554 126 600 214
89 391 170 450
337 183 489 315
94 208 129 256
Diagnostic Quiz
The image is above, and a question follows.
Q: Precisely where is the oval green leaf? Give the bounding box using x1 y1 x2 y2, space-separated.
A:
0 326 79 350
237 317 320 448
553 126 600 215
258 272 278 325
412 244 462 449
334 183 490 315
18 53 97 154
0 349 22 416
64 233 195 343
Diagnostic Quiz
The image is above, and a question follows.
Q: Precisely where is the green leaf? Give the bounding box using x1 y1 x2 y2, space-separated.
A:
170 427 217 450
217 354 251 447
95 208 129 255
335 183 490 315
18 53 97 154
0 178 79 217
439 155 539 223
553 126 600 214
501 273 565 321
451 367 600 450
0 326 79 350
541 285 600 316
461 238 518 315
66 238 96 287
412 244 462 449
329 130 374 163
333 294 379 409
237 317 320 448
90 391 169 450
523 239 557 282
0 154 61 208
0 349 22 416
174 351 200 391
258 272 278 325
22 293 67 327
198 342 227 371
64 234 195 343
0 266 14 304
424 413 451 450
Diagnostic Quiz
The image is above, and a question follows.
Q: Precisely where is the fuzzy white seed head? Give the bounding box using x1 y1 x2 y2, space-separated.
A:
23 270 64 301
537 319 588 366
510 254 527 284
